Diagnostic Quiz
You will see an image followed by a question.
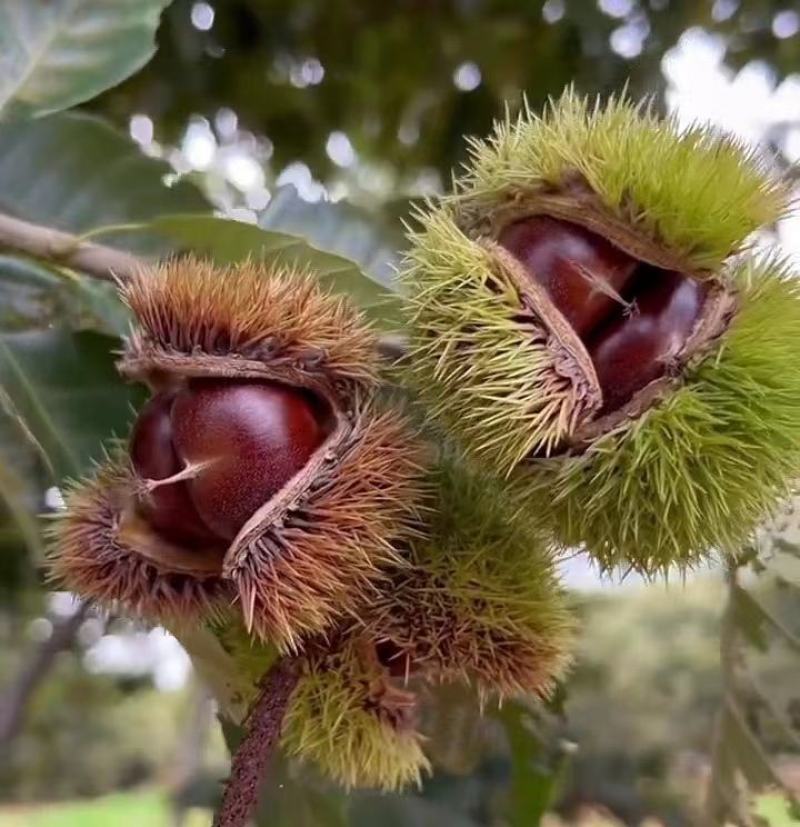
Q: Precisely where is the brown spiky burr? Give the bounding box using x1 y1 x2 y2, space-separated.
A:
50 456 233 626
50 257 427 650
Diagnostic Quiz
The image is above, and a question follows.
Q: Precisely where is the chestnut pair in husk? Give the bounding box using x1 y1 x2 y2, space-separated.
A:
52 258 425 650
499 215 709 415
129 380 328 548
405 91 800 572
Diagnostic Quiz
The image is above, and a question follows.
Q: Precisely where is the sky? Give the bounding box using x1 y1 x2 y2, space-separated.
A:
663 26 800 265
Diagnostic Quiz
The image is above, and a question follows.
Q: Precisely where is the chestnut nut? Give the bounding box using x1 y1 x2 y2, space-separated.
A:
129 378 329 548
499 216 706 413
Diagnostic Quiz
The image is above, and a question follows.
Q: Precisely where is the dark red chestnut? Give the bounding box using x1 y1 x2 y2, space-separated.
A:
171 379 327 541
129 380 329 547
587 270 707 413
129 391 219 547
498 216 639 337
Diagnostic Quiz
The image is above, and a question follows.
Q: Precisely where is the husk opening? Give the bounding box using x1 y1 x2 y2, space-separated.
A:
469 192 741 454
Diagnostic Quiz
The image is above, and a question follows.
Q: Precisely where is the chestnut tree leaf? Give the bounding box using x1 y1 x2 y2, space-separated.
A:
145 214 404 330
0 254 128 337
0 327 144 481
261 186 405 290
0 409 47 578
0 255 134 575
706 567 800 824
0 326 142 588
0 112 209 255
0 0 171 120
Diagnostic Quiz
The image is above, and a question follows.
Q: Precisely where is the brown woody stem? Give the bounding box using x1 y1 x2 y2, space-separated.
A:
0 210 408 356
0 211 144 282
213 654 302 827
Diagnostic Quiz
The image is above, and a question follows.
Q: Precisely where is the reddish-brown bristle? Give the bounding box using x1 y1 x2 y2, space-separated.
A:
225 405 429 651
122 257 379 388
48 457 233 625
366 566 571 701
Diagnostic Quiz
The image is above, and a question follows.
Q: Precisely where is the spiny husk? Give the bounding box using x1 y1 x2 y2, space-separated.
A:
119 256 427 649
524 255 800 573
404 210 596 472
121 255 378 395
365 456 575 700
226 402 428 651
281 635 430 791
403 90 787 472
48 454 233 626
452 88 787 269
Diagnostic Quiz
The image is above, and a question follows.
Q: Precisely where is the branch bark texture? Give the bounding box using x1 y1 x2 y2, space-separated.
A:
0 212 144 282
214 654 302 827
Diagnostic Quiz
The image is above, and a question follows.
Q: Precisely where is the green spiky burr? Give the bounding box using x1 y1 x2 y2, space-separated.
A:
403 89 800 572
366 454 575 700
524 255 800 572
280 635 430 791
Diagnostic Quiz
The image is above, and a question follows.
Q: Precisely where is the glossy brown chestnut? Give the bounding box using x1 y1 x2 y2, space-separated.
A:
498 216 639 337
129 380 328 546
129 391 220 547
171 379 328 541
587 269 707 413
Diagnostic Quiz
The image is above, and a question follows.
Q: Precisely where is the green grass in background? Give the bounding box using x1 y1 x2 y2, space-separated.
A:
0 790 211 827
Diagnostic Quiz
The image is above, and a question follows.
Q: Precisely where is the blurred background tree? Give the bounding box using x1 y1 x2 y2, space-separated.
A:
0 0 799 825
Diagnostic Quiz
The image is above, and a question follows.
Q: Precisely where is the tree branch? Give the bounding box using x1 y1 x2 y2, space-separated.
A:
213 654 302 827
0 212 144 282
0 210 409 356
0 601 91 752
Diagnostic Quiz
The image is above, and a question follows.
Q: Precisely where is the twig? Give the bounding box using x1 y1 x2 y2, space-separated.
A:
213 654 302 827
0 212 144 282
0 209 409 357
0 601 91 751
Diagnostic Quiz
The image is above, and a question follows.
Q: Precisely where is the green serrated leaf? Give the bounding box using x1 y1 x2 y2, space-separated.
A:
734 585 800 656
770 551 800 593
0 0 171 120
262 186 404 290
732 585 772 653
721 699 784 791
772 538 800 561
145 214 404 329
0 113 209 255
743 670 800 755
